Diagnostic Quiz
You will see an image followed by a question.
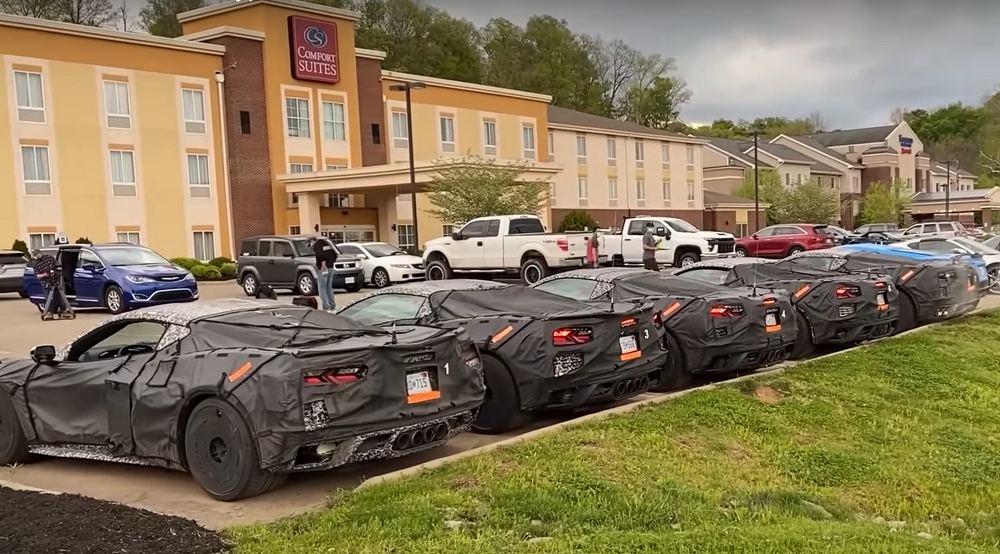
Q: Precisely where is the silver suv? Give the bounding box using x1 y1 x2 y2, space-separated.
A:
236 235 364 296
901 221 969 238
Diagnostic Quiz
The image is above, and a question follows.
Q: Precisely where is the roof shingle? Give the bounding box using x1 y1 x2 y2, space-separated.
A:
806 125 896 147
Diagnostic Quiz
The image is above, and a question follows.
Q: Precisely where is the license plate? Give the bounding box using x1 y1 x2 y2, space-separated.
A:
345 277 355 284
765 313 777 326
406 370 439 404
619 335 638 353
877 292 886 305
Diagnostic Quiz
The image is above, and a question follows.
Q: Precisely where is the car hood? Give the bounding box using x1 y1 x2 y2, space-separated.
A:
117 264 189 276
691 231 735 240
370 254 423 265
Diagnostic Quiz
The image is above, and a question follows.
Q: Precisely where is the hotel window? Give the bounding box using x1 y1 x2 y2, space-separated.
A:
285 97 311 138
635 141 644 168
28 233 56 250
576 135 587 164
661 143 670 168
103 80 131 129
391 111 408 148
116 231 141 244
193 231 215 262
547 132 554 162
685 145 695 168
289 226 301 235
608 178 618 206
290 163 313 173
440 115 456 152
483 120 497 156
397 224 415 251
687 180 696 202
577 178 588 207
735 223 748 238
20 145 51 196
442 224 455 237
636 179 646 204
322 101 346 141
14 70 45 123
326 164 347 171
907 177 913 189
187 154 211 198
109 150 137 197
522 125 536 159
607 137 617 166
785 174 791 186
182 89 206 134
327 194 351 208
662 179 671 203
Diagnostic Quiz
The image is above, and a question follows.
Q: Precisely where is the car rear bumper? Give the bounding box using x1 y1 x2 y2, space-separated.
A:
916 297 980 322
331 269 364 289
534 356 665 411
0 275 23 293
815 316 896 344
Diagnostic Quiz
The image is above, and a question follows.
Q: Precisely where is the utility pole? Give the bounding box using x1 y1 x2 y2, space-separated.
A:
753 131 760 232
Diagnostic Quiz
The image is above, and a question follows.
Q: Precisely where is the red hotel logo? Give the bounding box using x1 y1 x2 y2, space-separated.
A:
288 16 340 84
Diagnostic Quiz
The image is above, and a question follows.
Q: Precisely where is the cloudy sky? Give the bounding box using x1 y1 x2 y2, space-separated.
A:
423 0 1000 128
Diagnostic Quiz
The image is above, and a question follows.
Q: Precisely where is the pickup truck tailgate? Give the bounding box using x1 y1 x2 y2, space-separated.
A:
562 236 588 259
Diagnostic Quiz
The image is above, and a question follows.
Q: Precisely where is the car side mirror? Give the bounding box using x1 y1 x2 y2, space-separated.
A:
356 253 368 260
655 227 667 237
31 345 57 365
751 234 759 240
451 232 462 241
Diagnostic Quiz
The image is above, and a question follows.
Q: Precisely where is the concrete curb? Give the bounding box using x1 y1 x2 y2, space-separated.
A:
0 478 61 495
357 305 995 490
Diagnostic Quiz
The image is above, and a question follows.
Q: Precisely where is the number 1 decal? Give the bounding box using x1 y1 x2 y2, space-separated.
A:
445 362 450 375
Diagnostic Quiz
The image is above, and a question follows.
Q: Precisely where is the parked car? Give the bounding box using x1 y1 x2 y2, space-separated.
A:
337 242 425 288
854 223 899 235
422 215 600 285
735 224 835 258
825 225 864 245
0 300 484 501
600 216 736 269
984 235 1000 250
236 235 363 296
901 221 969 238
675 258 898 358
836 242 989 297
892 236 1000 293
782 247 982 330
338 280 667 433
531 268 798 390
0 250 28 297
23 244 197 314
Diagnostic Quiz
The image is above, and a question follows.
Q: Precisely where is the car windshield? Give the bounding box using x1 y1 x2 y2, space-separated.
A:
365 243 405 257
98 247 170 266
952 237 998 255
291 240 313 257
666 220 700 233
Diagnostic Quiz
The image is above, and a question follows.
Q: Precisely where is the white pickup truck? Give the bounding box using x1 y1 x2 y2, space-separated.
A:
422 215 603 284
602 216 737 268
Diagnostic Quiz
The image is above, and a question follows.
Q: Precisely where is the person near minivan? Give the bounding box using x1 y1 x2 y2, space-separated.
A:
312 235 338 311
642 222 659 272
32 249 73 320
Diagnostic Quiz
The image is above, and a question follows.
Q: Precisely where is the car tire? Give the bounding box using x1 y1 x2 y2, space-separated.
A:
735 247 748 257
519 258 550 285
372 268 390 288
425 259 453 281
472 355 529 434
789 309 814 359
675 251 701 269
241 273 259 297
184 398 286 501
0 391 32 466
787 246 805 256
650 331 691 392
295 272 316 296
612 255 625 267
894 291 918 334
104 285 127 315
988 264 1000 294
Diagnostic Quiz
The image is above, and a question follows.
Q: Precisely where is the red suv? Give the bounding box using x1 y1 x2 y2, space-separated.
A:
736 224 835 259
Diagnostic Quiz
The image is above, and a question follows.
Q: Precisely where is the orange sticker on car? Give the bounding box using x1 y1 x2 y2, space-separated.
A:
407 391 442 404
228 362 252 382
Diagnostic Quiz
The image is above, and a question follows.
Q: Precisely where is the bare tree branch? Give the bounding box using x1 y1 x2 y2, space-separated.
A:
0 0 59 18
111 0 133 31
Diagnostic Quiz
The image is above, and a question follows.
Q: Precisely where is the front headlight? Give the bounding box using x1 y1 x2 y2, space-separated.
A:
390 264 412 269
126 275 154 283
184 272 194 281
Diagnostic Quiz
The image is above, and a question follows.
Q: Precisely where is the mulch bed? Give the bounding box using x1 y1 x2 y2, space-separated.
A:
0 486 230 554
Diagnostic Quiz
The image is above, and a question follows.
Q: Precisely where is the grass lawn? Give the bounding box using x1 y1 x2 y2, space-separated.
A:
231 311 1000 553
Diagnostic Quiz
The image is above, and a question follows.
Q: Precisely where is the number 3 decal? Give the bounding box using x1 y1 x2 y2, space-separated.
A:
644 329 650 339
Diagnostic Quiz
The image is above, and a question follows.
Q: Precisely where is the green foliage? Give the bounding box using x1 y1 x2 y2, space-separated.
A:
138 0 205 38
169 257 201 271
735 169 784 225
219 262 237 279
691 113 827 140
190 264 221 281
425 157 550 225
0 0 114 26
736 171 839 224
861 179 910 226
557 210 598 232
208 256 234 268
10 239 27 254
75 237 92 245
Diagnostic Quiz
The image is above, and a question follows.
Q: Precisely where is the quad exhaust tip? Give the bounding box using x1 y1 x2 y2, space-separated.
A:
394 423 450 451
614 376 650 396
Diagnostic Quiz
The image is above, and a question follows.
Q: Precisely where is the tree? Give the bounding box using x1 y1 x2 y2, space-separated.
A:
735 168 784 225
425 157 550 224
557 210 598 232
692 115 825 140
10 239 28 255
140 0 205 38
860 179 910 226
0 0 59 18
110 0 133 31
621 73 690 129
585 37 640 118
776 179 840 224
55 0 112 25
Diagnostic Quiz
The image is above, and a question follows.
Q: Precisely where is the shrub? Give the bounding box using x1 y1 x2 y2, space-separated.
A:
208 256 234 268
75 237 92 245
170 257 201 271
190 264 222 281
11 240 27 254
219 262 237 278
558 210 599 232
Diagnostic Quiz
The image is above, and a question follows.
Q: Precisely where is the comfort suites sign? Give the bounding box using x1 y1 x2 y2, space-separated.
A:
288 16 340 84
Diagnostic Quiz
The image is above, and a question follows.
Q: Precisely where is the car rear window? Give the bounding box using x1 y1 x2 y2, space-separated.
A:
240 240 258 256
811 225 830 234
508 218 545 234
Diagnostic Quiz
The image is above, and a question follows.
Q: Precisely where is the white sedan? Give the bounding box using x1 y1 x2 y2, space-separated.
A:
336 242 426 288
895 236 1000 293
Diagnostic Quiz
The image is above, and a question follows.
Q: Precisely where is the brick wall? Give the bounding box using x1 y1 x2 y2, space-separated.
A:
356 57 387 167
207 37 276 245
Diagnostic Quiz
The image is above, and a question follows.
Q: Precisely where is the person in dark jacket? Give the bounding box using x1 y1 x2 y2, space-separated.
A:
33 249 73 320
312 235 338 311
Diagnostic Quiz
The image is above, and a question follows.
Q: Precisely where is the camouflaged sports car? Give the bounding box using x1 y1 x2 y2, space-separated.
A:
0 300 485 501
338 280 667 433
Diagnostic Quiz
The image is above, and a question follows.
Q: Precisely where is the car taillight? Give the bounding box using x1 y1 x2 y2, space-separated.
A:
652 312 663 328
552 327 593 346
621 317 638 328
709 304 744 317
556 238 569 251
762 297 777 305
461 343 482 369
303 366 367 385
836 285 861 299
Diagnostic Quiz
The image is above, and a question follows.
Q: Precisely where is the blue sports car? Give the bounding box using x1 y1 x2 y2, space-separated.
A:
24 243 198 314
835 243 989 290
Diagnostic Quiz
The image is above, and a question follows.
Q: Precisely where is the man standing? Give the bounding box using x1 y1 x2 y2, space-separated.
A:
312 235 338 311
33 248 71 320
642 222 659 272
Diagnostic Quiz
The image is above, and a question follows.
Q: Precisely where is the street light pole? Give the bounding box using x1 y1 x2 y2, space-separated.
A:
389 81 426 255
753 131 760 232
945 160 951 219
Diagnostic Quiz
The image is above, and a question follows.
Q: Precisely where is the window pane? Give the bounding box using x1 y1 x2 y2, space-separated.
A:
116 84 130 115
104 81 117 114
21 146 36 181
122 152 135 182
35 147 49 181
15 72 30 107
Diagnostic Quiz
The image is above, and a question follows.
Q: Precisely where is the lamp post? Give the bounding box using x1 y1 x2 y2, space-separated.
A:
943 160 959 220
388 81 426 254
753 130 760 232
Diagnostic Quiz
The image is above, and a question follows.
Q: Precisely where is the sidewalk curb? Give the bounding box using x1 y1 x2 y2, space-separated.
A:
0 478 61 495
357 305 995 490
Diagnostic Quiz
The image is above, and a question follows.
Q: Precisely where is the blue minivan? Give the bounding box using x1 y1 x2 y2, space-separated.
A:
23 243 198 314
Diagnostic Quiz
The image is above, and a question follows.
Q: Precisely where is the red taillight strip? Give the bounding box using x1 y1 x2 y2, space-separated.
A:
621 317 638 328
762 297 777 305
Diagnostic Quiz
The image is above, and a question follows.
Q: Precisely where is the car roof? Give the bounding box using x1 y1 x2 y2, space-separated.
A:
681 257 774 271
244 235 310 240
0 250 26 256
536 267 650 284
